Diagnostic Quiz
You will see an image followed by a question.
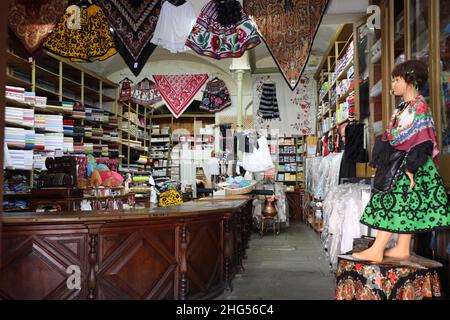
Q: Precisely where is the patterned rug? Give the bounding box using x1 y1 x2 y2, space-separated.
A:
9 0 68 54
244 0 330 90
97 0 163 76
153 74 209 118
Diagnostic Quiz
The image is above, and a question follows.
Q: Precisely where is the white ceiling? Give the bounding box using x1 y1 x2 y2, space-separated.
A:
83 0 369 77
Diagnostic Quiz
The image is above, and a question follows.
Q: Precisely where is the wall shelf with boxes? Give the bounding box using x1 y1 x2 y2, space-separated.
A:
275 136 304 189
149 111 215 181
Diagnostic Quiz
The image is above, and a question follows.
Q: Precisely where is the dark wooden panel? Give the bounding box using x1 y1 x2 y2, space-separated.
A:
186 216 223 299
97 222 179 300
0 226 89 300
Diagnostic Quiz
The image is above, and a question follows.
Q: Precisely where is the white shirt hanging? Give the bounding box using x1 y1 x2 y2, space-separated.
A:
151 1 197 53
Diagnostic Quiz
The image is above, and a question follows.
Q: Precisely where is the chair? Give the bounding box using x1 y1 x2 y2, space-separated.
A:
260 213 280 238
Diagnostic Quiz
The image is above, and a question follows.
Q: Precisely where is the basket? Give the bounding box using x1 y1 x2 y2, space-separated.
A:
223 181 257 195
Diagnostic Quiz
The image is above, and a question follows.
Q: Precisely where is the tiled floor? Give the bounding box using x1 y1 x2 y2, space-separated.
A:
218 222 336 300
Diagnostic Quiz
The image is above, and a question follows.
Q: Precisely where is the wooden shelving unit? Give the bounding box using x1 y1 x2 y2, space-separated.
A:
4 40 120 212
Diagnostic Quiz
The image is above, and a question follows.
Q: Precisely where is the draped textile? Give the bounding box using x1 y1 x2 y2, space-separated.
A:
153 74 209 118
9 0 68 54
244 0 330 90
43 4 117 62
97 0 163 76
252 73 316 136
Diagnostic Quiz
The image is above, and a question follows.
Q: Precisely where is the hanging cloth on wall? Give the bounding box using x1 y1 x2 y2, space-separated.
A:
131 78 162 107
119 78 134 102
257 82 280 120
151 0 197 53
9 0 68 55
97 0 163 76
152 74 209 118
185 0 261 59
43 4 116 62
244 0 330 90
200 77 232 112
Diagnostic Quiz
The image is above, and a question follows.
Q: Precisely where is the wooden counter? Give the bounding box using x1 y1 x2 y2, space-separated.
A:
0 200 253 300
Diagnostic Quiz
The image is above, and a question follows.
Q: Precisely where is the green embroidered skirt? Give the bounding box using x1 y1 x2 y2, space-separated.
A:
361 158 450 234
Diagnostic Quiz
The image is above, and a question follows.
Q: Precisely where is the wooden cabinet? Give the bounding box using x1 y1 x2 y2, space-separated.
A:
0 200 252 300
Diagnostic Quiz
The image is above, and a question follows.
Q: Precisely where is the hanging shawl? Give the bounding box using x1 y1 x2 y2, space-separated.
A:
385 96 440 158
244 0 330 90
97 0 163 76
153 74 209 118
9 0 68 55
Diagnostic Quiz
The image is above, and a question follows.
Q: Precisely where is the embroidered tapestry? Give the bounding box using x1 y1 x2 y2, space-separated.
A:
97 0 163 76
252 73 316 136
9 0 68 55
244 0 330 90
153 74 209 118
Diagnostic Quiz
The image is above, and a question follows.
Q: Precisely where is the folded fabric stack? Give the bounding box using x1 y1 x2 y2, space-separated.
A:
91 109 104 122
63 119 75 136
34 134 45 150
84 126 93 138
62 101 74 112
6 85 25 102
9 150 33 170
85 108 93 120
102 112 109 124
102 144 109 157
35 114 46 130
5 107 23 124
35 96 47 107
73 104 86 119
23 92 35 105
64 137 74 153
45 133 64 151
74 142 85 154
5 127 25 148
5 107 35 127
109 115 118 127
24 130 35 149
84 143 94 155
110 131 119 142
73 126 85 138
102 130 111 141
92 127 103 139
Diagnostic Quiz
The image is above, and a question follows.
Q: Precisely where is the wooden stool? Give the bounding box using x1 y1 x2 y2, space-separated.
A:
260 214 280 238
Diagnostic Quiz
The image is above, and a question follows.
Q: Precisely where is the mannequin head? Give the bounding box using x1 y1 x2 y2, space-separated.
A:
391 60 428 101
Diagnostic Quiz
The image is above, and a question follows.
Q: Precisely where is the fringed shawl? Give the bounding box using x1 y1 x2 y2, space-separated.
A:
385 96 439 158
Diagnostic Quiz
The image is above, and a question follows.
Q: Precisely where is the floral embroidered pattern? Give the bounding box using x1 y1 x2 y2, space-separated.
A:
185 1 261 59
9 0 68 54
336 259 442 300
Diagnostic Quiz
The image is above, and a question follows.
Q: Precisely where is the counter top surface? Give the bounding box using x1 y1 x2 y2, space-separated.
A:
1 199 249 225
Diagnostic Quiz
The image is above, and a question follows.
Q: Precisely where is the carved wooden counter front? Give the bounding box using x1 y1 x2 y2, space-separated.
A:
0 199 253 300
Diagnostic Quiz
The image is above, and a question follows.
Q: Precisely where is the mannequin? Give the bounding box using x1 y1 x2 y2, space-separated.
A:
353 60 450 263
